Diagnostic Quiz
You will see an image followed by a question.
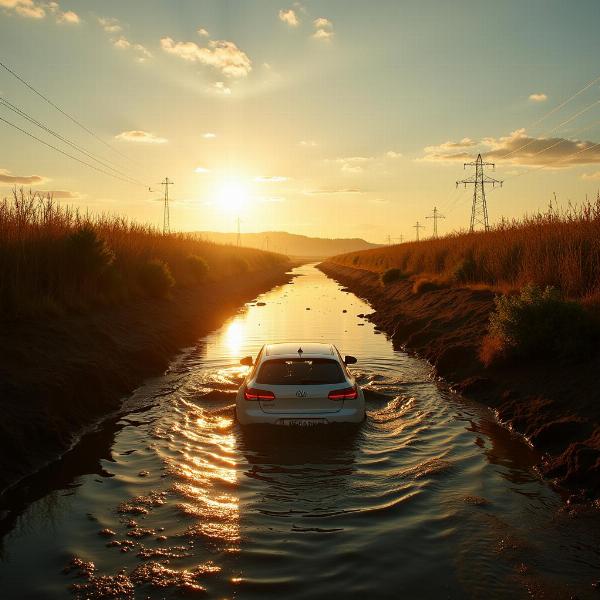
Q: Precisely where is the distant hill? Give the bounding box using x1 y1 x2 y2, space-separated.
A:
193 231 381 258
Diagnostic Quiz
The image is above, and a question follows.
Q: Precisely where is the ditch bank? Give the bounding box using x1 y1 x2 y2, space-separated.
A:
319 261 600 502
0 264 293 495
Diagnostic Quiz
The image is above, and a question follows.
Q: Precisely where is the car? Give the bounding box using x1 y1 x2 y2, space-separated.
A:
235 342 366 425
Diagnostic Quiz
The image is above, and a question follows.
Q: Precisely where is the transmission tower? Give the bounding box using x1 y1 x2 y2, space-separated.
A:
456 154 502 232
160 177 174 234
426 206 446 238
413 221 424 241
386 234 403 245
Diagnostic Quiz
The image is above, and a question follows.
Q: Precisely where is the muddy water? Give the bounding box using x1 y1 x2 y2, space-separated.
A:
1 264 599 599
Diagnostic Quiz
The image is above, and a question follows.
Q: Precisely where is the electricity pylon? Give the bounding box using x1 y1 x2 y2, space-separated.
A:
386 234 404 245
456 154 502 232
413 221 424 241
426 206 446 238
160 177 174 234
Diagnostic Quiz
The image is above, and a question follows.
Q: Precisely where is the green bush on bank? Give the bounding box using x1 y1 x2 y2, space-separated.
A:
483 284 599 364
380 268 407 286
138 259 175 298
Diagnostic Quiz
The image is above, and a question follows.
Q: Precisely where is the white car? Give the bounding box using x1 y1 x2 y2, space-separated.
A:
235 342 365 425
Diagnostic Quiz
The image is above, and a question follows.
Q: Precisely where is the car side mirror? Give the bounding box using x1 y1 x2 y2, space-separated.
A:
240 356 253 367
344 355 357 365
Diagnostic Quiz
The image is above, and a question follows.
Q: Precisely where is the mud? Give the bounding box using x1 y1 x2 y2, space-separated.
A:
319 261 600 500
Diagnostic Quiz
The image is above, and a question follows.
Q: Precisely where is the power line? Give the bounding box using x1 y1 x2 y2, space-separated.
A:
0 59 132 162
0 114 142 185
426 206 446 238
457 154 503 232
413 221 424 241
160 177 174 234
0 97 145 186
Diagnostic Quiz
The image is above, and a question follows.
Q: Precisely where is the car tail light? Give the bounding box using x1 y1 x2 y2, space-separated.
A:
244 387 275 401
328 387 358 400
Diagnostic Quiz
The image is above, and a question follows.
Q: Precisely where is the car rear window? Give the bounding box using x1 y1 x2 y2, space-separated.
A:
256 358 346 385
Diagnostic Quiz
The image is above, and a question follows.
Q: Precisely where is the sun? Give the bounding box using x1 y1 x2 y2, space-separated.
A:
215 179 249 213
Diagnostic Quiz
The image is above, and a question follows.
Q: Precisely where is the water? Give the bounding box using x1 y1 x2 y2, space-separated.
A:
0 264 599 599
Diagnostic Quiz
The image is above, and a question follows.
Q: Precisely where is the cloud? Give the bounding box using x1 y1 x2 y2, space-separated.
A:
0 0 45 19
115 130 167 144
369 197 390 204
113 37 152 62
197 27 209 37
210 81 232 95
98 16 121 32
279 8 299 26
194 166 210 174
334 156 371 173
202 132 217 139
313 16 334 40
529 93 548 102
582 171 600 180
386 151 403 159
0 168 45 184
39 190 79 198
255 175 288 182
160 36 252 78
299 139 317 147
56 9 79 24
257 196 285 203
306 188 362 195
422 129 600 167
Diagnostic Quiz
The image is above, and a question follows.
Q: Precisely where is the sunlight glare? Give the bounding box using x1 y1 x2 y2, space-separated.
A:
215 180 249 213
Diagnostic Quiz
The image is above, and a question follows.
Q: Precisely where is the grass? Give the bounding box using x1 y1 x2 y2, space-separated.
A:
330 194 600 300
0 189 288 317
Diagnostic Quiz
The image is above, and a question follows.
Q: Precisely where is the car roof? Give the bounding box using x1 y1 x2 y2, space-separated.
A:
263 342 336 358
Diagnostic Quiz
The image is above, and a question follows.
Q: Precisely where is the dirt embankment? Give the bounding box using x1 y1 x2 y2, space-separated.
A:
319 262 600 501
0 265 292 495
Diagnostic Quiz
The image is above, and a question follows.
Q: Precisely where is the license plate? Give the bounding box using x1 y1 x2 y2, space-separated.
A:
279 418 327 427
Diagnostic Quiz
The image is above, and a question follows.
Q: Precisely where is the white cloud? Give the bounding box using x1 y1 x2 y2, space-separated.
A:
160 36 252 78
255 176 288 182
98 16 121 33
115 130 167 144
422 128 600 167
386 151 403 159
313 16 334 40
57 9 79 24
197 27 210 37
113 37 152 62
529 92 548 102
210 81 232 95
335 156 371 174
39 189 79 199
279 8 299 26
582 171 600 180
202 132 217 139
194 166 210 174
299 139 317 147
0 168 45 184
0 0 45 19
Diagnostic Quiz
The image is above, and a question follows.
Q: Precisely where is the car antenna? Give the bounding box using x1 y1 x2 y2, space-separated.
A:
297 347 303 356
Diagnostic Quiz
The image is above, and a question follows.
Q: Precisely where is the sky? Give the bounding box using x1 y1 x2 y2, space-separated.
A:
2 0 600 243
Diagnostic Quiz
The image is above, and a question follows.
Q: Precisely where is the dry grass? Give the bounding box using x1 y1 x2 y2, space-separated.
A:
0 189 287 317
331 194 600 300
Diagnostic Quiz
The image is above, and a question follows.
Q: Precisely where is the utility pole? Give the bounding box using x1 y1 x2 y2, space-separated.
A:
236 216 241 247
160 177 174 234
387 234 403 245
386 234 391 245
456 154 502 232
426 206 446 238
413 221 424 241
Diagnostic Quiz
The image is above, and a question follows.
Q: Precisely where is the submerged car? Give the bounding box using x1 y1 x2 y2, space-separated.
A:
235 342 365 425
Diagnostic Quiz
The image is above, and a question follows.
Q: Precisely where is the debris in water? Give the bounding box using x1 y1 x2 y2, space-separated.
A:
306 307 311 310
98 528 116 537
342 309 347 313
256 302 266 306
138 471 150 477
463 495 490 506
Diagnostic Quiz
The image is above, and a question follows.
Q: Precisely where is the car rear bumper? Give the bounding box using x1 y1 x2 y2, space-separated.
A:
235 405 365 425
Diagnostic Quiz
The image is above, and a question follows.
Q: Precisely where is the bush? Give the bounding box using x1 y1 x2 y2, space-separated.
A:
230 256 249 275
380 268 407 286
483 284 599 364
412 277 445 294
352 255 360 265
452 253 477 283
138 259 174 298
65 224 114 284
187 255 209 283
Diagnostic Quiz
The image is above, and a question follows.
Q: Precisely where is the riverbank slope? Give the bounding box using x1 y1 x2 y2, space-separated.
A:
0 264 292 494
319 262 600 501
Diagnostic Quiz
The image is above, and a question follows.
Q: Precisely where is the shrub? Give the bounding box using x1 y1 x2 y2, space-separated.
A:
483 284 599 364
230 256 249 275
380 268 406 286
65 224 114 284
452 253 477 283
352 255 360 265
412 277 445 294
186 255 209 283
138 259 174 298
